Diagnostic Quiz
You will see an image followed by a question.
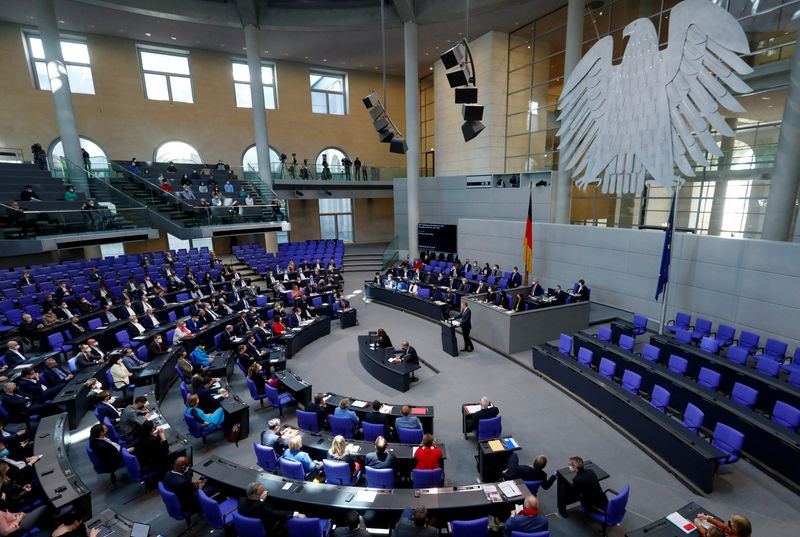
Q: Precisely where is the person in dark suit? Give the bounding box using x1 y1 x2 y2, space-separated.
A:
503 496 548 537
529 278 544 297
237 482 297 536
141 308 161 330
575 279 590 302
0 383 47 424
99 305 119 325
502 453 556 490
163 456 203 515
133 420 169 477
219 325 240 350
397 342 419 364
457 278 471 293
468 396 499 432
74 344 102 371
450 301 473 352
68 316 86 338
509 267 523 288
186 314 205 333
3 341 27 367
95 391 122 425
375 329 392 349
362 400 390 437
364 436 395 469
551 285 567 305
305 393 328 431
569 456 608 513
512 293 526 312
195 376 222 413
41 358 73 388
393 506 437 537
17 271 36 288
17 368 62 402
89 423 123 475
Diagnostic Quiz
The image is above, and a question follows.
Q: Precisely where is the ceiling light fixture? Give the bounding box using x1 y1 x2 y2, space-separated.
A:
170 36 176 40
145 32 151 37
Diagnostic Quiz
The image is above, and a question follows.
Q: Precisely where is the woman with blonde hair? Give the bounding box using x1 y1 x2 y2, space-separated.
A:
326 434 361 477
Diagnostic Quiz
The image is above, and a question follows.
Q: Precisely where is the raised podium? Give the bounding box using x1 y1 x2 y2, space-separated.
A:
441 321 459 357
340 308 358 328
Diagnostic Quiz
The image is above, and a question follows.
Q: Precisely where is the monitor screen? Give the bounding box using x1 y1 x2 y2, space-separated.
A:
418 223 457 253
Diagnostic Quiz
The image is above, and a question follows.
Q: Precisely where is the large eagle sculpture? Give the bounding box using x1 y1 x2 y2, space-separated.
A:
557 0 753 195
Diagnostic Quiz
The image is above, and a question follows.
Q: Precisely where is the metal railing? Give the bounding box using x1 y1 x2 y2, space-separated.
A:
382 238 400 269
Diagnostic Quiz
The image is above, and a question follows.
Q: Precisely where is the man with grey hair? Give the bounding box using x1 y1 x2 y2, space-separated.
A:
238 481 303 535
467 396 499 433
261 418 289 456
503 495 548 536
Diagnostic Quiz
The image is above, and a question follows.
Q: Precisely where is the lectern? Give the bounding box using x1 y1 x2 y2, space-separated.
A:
441 321 459 357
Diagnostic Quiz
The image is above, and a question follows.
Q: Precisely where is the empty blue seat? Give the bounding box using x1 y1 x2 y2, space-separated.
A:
674 328 692 345
365 467 394 488
412 468 444 488
618 335 635 352
726 346 749 365
254 443 278 473
712 422 745 465
735 331 760 354
577 347 593 367
398 426 424 444
697 368 721 391
699 337 719 354
580 484 630 535
621 370 642 395
713 324 736 348
667 355 688 376
755 356 781 378
558 334 572 356
296 410 321 433
731 382 758 410
650 385 671 413
665 312 691 334
598 358 616 380
640 344 660 363
782 348 800 375
691 318 712 341
631 315 647 336
772 401 800 431
597 327 612 343
477 416 502 441
758 338 788 362
682 403 705 434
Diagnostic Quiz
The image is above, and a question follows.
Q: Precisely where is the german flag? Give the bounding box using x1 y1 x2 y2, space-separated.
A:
523 182 533 284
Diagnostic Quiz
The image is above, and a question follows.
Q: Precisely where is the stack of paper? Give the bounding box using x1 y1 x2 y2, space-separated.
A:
464 404 481 414
379 405 393 414
345 444 361 454
487 440 505 452
354 490 377 503
352 400 368 408
666 513 697 534
497 481 522 498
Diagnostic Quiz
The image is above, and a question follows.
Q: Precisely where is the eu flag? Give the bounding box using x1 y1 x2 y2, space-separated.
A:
655 195 676 301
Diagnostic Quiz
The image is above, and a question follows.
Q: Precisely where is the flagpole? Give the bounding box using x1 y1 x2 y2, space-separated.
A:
658 188 679 335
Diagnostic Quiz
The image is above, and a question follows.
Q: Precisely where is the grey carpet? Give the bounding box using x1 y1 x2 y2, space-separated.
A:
64 270 797 536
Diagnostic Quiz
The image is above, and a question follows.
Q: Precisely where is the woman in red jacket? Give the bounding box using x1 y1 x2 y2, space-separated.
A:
413 433 443 470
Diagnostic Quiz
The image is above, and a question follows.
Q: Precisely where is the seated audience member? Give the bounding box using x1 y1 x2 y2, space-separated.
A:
133 420 169 477
375 328 392 348
326 434 361 477
95 391 122 425
248 362 268 395
17 367 61 402
503 496 548 537
332 511 370 537
0 421 31 460
529 278 543 297
184 394 225 432
4 342 27 367
196 376 224 413
468 396 499 432
0 504 46 537
0 383 47 425
362 400 390 434
334 399 360 433
397 341 419 364
395 405 421 430
75 344 103 371
569 456 608 513
149 334 173 359
694 513 751 537
173 319 194 345
109 354 133 394
51 511 99 537
176 349 194 380
121 347 147 373
163 456 203 515
393 506 436 537
513 293 526 312
502 453 556 490
0 462 37 511
364 436 395 469
238 482 301 536
306 393 328 430
282 435 322 479
88 423 123 475
261 418 290 456
413 434 442 470
190 343 213 367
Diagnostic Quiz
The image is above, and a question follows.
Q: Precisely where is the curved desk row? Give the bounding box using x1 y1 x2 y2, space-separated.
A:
132 385 192 460
650 334 800 413
194 455 528 528
364 284 450 322
283 316 332 358
51 361 112 430
323 392 434 434
357 335 420 393
293 426 447 474
531 344 725 494
33 413 92 516
573 332 800 494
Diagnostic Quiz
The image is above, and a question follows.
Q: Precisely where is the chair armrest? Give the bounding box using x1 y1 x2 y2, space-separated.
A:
222 506 237 516
665 320 675 327
603 488 619 496
756 346 765 354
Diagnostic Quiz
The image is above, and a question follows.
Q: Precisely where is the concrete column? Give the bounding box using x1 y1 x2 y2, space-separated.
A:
708 117 738 236
34 0 87 194
555 0 584 224
264 231 278 253
762 32 800 241
244 23 273 190
405 20 420 259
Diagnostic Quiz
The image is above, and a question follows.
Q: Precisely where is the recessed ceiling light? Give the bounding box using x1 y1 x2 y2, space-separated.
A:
598 11 603 15
429 66 433 70
170 36 176 40
58 20 65 24
145 32 151 37
322 58 327 62
242 47 247 50
425 52 429 56
761 96 770 100
304 56 309 59
27 16 34 20
264 50 268 54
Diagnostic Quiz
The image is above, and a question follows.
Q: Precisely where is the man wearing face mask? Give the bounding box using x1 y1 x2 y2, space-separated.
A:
163 456 205 515
148 334 172 360
75 344 102 371
94 391 122 425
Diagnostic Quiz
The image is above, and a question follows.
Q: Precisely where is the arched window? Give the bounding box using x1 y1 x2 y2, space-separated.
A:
154 140 202 164
241 145 281 173
316 147 348 176
729 140 755 171
49 136 107 170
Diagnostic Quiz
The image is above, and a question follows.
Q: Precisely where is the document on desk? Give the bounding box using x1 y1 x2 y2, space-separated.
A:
487 440 505 452
147 413 159 421
352 400 368 408
354 490 377 503
157 423 170 431
502 437 519 449
497 481 522 499
666 513 697 534
379 405 393 414
464 404 481 414
345 444 360 454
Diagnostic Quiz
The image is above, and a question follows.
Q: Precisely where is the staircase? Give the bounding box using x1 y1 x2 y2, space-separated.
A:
342 243 388 273
222 254 267 290
109 175 197 227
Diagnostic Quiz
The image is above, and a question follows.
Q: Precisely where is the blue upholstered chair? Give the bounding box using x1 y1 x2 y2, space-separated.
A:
365 467 394 488
597 327 612 343
577 347 593 367
772 401 800 431
621 370 642 395
618 335 635 352
323 459 360 486
254 443 278 473
398 426 424 444
449 517 489 537
233 513 266 537
650 385 671 413
598 358 616 380
362 421 385 441
665 312 691 334
477 416 502 441
681 403 705 434
558 334 572 356
712 423 745 465
713 324 736 348
412 468 443 488
296 409 321 433
279 457 306 481
199 489 237 531
640 344 660 363
329 415 355 439
159 482 193 527
697 368 721 391
731 383 758 410
580 484 630 536
667 355 688 376
266 385 294 416
691 318 712 342
631 315 647 336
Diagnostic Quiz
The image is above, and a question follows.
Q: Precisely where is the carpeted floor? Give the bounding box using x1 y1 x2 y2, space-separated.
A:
65 270 798 536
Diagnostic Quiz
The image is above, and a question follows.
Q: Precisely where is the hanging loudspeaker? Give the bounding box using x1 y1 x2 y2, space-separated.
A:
455 87 478 104
461 120 485 142
462 104 484 122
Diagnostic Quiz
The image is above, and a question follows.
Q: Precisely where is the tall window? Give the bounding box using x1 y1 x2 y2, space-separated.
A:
232 61 277 109
316 147 348 177
319 198 353 242
154 141 202 164
138 47 193 103
309 71 346 115
50 136 107 170
242 145 281 173
25 33 95 94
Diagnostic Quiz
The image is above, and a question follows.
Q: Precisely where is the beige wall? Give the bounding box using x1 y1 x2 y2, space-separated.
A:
287 199 321 243
354 198 394 243
0 22 406 171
